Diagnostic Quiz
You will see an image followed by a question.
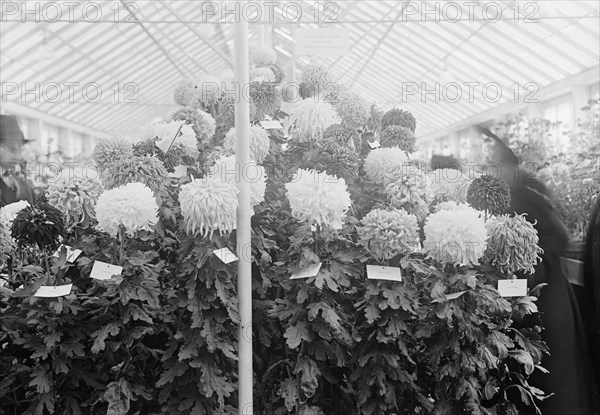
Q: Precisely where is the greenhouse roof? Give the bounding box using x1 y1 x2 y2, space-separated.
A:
1 0 599 138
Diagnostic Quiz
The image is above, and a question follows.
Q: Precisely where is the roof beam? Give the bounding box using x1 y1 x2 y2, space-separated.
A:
158 0 233 68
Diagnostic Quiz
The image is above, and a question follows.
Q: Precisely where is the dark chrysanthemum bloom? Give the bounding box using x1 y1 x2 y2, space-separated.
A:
381 108 417 132
93 138 134 171
101 155 169 193
217 94 258 127
300 138 360 182
323 124 361 150
467 174 511 215
249 82 282 120
11 203 65 252
267 63 285 84
380 125 417 153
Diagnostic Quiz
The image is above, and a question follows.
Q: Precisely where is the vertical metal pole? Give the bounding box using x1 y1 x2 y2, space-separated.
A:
234 1 253 413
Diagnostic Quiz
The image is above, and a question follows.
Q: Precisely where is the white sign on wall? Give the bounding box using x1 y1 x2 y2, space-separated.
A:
295 29 349 56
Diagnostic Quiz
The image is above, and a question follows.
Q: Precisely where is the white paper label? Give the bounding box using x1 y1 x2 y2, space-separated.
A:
366 265 402 282
260 120 283 130
497 279 528 297
53 245 82 263
90 261 123 281
213 248 238 264
295 28 349 56
291 262 322 280
35 284 73 298
368 140 381 149
281 143 289 151
168 165 188 178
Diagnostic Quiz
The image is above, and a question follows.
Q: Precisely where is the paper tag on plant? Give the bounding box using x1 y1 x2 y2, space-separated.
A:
90 261 123 281
368 140 381 149
310 224 317 232
213 248 238 264
260 120 283 130
291 262 322 280
281 143 289 151
35 284 73 298
168 165 188 178
366 265 402 282
497 279 528 297
53 245 82 263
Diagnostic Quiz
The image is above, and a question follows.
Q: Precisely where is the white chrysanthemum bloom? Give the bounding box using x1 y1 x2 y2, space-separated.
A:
0 200 30 229
357 208 420 260
288 99 341 143
433 201 463 213
285 169 351 230
148 121 199 156
223 125 271 163
364 147 410 186
423 206 487 267
209 155 267 209
96 183 159 237
250 46 277 66
429 168 474 203
249 67 276 83
179 177 239 237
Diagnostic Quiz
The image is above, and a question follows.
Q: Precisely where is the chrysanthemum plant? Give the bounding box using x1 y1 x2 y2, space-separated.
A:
0 73 549 415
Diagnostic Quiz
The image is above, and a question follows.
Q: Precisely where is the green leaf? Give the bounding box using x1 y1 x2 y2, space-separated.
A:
29 366 51 393
91 322 120 353
200 363 235 406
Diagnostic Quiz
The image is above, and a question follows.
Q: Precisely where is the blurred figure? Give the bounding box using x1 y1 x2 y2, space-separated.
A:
477 127 599 414
584 196 600 400
0 115 35 208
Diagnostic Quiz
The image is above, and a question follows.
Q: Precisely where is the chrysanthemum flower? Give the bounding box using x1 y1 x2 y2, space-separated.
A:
467 174 511 215
385 171 433 219
380 125 417 153
249 67 276 83
173 80 198 107
334 91 369 130
209 155 266 209
45 177 103 230
101 155 168 193
218 94 258 127
0 223 14 268
423 206 487 267
93 138 134 171
267 64 285 84
0 200 30 229
433 200 463 213
223 125 271 163
323 124 361 150
485 213 543 275
430 168 473 203
301 64 332 96
381 108 417 132
285 169 351 229
300 139 360 182
250 46 277 66
11 203 65 252
364 147 410 186
288 99 341 143
96 182 159 237
357 208 420 260
179 177 239 237
249 82 282 120
171 108 217 147
194 75 222 104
